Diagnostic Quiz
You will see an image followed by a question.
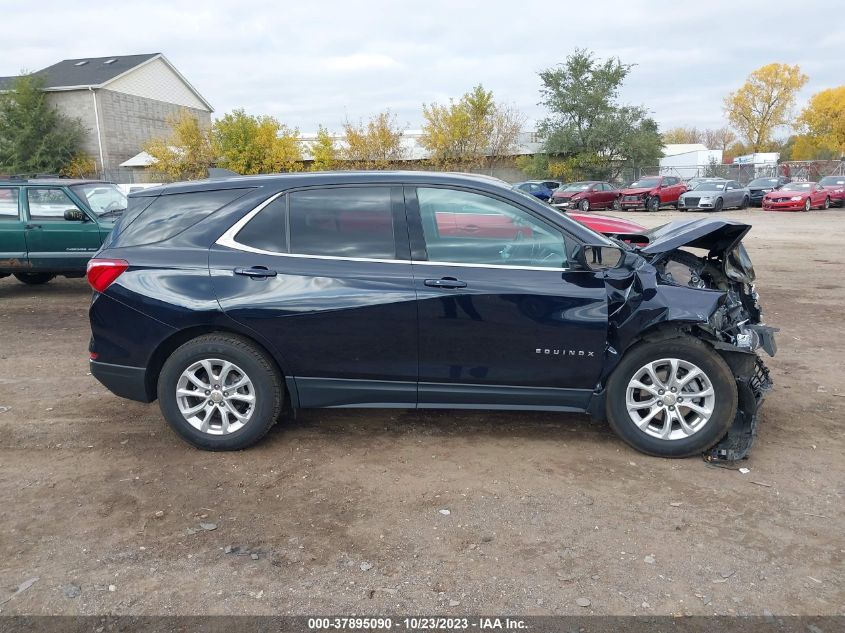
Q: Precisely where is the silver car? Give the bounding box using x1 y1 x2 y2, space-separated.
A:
678 180 750 212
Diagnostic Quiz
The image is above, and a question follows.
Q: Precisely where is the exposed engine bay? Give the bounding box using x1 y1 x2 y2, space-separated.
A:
605 218 777 461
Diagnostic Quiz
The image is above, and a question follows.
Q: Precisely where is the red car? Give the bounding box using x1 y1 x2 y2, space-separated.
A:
819 176 845 207
762 181 831 212
549 181 620 212
620 176 687 212
567 211 646 241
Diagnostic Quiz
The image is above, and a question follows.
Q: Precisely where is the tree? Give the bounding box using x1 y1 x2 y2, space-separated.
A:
724 63 808 152
342 111 406 169
212 109 302 174
662 126 703 144
796 86 845 157
703 127 737 152
0 74 85 175
533 49 663 181
485 103 526 171
144 108 215 181
309 126 339 171
420 84 494 169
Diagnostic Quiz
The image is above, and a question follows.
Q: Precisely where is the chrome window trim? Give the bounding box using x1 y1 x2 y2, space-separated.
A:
216 191 570 272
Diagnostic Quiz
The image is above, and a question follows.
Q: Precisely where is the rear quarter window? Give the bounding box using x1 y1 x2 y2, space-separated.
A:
114 188 252 247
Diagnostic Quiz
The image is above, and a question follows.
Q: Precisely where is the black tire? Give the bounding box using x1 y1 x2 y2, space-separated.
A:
578 198 590 212
157 334 284 451
611 197 621 211
647 196 660 212
739 195 749 210
605 337 737 458
804 198 811 212
14 272 55 285
712 197 723 212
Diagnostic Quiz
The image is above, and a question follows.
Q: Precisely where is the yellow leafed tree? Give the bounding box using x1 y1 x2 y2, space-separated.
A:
212 109 302 174
144 109 215 181
797 86 845 157
342 111 405 169
724 63 808 152
309 126 339 171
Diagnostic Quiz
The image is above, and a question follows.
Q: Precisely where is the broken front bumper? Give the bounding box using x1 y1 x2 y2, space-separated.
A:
706 357 773 462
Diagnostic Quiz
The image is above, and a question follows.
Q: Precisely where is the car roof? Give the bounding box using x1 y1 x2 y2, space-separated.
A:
0 177 112 186
131 171 515 197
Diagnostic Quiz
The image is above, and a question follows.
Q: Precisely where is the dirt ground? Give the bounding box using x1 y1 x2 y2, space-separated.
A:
0 207 843 617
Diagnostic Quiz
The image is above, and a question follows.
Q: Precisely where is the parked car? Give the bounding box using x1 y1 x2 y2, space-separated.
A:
87 172 775 460
686 177 726 191
0 178 126 285
747 176 791 207
818 176 845 207
762 181 831 212
566 211 646 240
549 181 621 211
619 176 687 211
513 181 553 201
540 180 562 192
678 180 749 212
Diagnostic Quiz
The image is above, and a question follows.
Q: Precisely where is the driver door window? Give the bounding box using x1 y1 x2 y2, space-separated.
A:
416 187 567 269
27 188 85 221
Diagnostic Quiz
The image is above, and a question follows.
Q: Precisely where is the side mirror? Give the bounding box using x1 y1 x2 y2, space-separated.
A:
64 208 88 222
575 244 626 271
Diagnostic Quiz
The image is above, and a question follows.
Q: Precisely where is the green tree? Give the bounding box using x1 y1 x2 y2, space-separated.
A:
309 126 339 171
144 108 215 181
212 109 302 174
0 73 85 174
724 63 808 152
342 111 405 169
533 49 662 181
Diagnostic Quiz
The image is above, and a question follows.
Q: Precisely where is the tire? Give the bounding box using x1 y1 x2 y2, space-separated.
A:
157 334 284 451
647 196 660 212
739 195 749 210
804 198 811 212
605 336 737 458
14 272 55 285
824 196 830 210
579 198 590 212
612 197 621 211
712 197 723 212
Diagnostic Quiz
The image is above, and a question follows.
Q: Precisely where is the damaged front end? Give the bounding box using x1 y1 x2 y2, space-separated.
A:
608 219 776 461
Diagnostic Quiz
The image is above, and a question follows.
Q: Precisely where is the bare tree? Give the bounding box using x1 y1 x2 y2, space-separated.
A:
485 104 526 173
703 127 737 152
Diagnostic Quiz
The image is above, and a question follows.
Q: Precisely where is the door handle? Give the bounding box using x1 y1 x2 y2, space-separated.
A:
424 277 467 289
25 224 42 230
234 266 277 278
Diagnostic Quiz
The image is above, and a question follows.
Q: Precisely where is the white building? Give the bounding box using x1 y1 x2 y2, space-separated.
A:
659 144 724 179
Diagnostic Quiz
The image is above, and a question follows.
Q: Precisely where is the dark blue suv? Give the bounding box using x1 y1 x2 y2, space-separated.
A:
88 172 775 459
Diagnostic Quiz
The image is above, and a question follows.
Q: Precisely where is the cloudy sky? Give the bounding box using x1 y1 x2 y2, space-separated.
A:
2 0 842 135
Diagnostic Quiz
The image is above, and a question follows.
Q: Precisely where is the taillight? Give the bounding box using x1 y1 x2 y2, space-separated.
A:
87 258 129 292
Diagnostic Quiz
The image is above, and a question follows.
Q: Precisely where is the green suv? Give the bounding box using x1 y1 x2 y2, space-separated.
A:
0 178 127 284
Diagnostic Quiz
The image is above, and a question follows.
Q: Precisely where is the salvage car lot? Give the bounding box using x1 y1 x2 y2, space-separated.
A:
0 208 843 615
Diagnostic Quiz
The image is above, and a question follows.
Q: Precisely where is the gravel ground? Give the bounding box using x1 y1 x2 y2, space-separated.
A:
0 207 843 616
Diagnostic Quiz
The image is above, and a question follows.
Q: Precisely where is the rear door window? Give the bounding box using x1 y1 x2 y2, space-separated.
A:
0 187 19 220
287 187 396 259
115 188 252 246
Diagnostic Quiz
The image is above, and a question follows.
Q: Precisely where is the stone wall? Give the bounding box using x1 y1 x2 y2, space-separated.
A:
46 90 102 168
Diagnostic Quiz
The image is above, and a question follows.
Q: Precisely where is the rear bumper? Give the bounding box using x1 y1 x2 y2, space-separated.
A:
90 360 153 403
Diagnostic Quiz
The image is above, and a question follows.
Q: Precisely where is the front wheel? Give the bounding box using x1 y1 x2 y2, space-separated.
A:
647 196 660 212
712 197 723 212
804 198 811 212
611 197 621 211
157 334 284 451
579 198 590 212
14 272 55 285
606 337 737 458
824 196 830 209
739 195 749 209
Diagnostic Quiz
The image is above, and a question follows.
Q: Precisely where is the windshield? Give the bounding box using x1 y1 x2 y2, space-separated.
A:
693 182 726 191
819 176 845 186
628 178 660 188
748 178 778 188
71 183 127 216
563 182 592 191
781 182 812 191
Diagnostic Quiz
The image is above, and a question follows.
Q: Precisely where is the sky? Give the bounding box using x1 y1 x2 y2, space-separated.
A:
1 0 843 136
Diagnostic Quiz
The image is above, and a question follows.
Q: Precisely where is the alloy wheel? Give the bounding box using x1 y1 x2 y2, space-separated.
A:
625 358 715 441
176 358 255 435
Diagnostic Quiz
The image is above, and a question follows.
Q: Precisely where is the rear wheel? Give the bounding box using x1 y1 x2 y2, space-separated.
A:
606 337 737 458
579 198 590 212
647 196 660 212
14 272 55 285
157 334 284 451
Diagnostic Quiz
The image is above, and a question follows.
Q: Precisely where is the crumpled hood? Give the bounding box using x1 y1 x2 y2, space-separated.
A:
638 218 750 255
620 187 654 196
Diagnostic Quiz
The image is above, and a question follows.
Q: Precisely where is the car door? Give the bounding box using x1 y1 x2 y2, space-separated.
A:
210 185 419 408
23 187 102 271
0 186 29 272
406 185 608 410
